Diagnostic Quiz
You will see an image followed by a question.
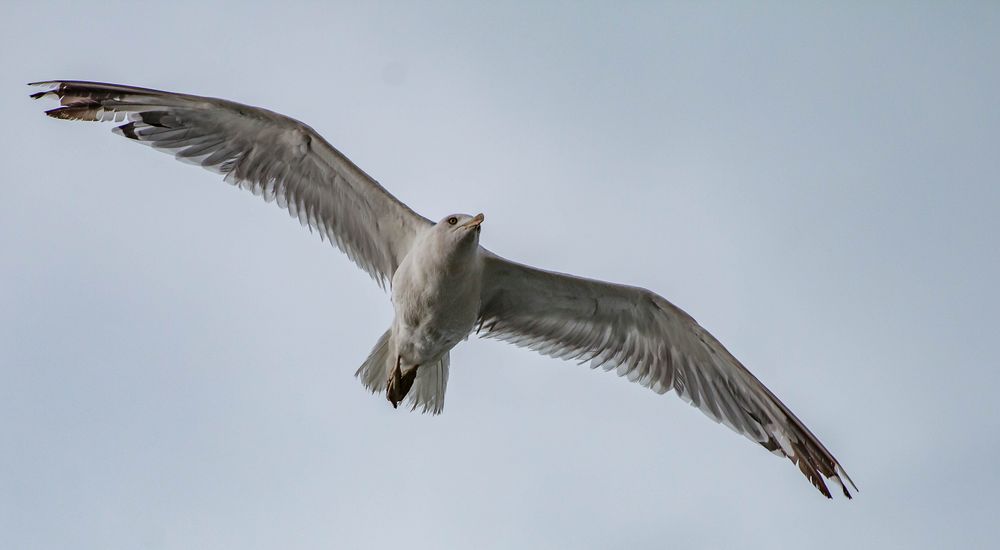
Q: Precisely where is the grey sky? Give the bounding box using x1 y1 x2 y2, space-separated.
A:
3 1 999 548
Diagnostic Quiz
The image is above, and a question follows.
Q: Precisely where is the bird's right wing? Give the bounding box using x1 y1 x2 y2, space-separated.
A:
31 80 431 287
478 251 856 498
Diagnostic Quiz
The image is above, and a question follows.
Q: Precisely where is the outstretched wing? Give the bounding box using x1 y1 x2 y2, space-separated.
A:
478 251 856 498
30 80 430 287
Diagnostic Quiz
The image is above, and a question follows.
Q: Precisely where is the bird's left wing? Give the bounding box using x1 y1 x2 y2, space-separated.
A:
30 80 431 287
478 251 856 498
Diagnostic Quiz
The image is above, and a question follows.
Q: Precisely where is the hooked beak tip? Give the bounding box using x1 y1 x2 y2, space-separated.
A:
464 213 485 229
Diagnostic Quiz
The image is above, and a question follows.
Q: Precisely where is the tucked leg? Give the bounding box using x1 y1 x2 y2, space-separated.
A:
387 356 419 408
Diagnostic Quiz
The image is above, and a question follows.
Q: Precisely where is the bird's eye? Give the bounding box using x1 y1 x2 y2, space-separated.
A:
447 217 458 225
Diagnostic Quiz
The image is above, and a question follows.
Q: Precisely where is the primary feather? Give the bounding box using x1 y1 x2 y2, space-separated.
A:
30 80 430 287
31 80 855 499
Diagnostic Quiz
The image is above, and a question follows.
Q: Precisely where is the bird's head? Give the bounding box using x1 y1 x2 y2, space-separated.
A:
431 212 484 251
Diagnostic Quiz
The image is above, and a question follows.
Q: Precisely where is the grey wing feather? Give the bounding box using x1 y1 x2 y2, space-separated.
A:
477 251 856 498
30 80 430 286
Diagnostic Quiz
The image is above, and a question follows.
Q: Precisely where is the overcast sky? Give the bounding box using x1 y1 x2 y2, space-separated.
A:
3 2 999 548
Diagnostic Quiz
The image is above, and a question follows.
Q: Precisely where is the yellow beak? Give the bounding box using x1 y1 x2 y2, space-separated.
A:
463 213 485 229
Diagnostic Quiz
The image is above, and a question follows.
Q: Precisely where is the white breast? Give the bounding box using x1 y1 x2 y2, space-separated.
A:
390 232 483 365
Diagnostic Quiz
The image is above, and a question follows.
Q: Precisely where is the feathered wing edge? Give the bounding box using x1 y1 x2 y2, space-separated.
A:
477 252 856 498
29 80 431 288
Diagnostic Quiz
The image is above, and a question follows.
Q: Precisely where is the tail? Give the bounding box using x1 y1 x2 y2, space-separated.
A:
354 330 450 415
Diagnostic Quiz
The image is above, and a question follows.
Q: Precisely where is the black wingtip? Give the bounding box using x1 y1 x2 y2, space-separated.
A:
117 122 139 140
28 81 61 100
138 111 169 128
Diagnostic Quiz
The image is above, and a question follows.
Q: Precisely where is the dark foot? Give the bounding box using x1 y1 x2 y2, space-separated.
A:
387 358 419 408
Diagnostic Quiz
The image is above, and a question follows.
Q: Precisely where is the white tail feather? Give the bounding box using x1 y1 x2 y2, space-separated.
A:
356 330 392 393
355 330 450 414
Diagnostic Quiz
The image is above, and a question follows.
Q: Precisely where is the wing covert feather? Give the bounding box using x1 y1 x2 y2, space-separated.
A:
478 251 856 498
31 80 430 286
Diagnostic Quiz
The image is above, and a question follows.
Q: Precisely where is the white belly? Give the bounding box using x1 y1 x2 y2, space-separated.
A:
390 242 483 366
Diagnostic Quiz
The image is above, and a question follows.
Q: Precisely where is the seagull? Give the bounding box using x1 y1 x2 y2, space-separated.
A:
30 80 856 498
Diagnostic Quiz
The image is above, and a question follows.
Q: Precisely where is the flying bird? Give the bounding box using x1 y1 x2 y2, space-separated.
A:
30 80 856 498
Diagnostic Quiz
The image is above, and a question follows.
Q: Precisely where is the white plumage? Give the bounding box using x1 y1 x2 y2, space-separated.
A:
31 80 855 498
